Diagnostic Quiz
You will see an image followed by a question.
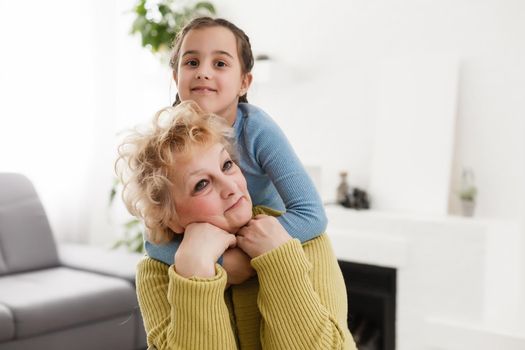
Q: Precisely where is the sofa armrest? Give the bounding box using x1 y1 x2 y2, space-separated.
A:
58 243 143 285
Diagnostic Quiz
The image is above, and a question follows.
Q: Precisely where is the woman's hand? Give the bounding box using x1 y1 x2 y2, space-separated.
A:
237 215 292 258
175 222 236 278
222 247 256 285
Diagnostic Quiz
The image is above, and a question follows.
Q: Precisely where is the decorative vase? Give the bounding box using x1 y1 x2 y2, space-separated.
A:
461 200 475 217
336 171 350 205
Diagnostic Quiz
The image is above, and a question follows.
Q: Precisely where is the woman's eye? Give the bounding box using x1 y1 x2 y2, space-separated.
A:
223 160 233 171
194 179 208 192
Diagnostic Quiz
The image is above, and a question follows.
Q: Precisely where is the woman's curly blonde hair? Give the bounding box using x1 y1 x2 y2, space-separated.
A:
115 100 235 244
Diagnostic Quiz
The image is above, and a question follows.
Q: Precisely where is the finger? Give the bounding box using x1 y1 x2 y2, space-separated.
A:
237 226 248 236
253 214 268 220
236 235 244 249
242 219 255 227
226 234 237 248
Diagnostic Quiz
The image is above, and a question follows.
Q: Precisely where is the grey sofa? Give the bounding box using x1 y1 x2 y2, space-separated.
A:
0 173 147 349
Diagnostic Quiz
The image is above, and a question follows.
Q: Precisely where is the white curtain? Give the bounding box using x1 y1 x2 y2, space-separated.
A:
0 1 96 242
0 0 173 244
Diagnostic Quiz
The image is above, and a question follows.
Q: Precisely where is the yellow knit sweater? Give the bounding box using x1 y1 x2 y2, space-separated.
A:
136 209 357 350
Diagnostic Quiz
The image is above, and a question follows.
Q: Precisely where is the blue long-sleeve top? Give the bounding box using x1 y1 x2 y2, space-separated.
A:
145 103 327 265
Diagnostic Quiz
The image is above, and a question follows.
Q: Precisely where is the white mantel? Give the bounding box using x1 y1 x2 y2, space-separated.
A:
325 205 525 350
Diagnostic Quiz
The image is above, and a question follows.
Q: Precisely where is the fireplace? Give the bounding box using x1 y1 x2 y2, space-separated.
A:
338 261 396 350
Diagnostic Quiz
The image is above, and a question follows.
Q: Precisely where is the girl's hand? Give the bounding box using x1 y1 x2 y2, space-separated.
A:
222 247 256 285
237 215 292 258
175 222 236 278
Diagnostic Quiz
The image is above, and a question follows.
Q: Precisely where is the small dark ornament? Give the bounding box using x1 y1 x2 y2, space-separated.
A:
341 188 370 210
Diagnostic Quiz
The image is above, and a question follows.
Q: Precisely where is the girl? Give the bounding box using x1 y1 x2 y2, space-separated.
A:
146 17 327 285
117 101 355 349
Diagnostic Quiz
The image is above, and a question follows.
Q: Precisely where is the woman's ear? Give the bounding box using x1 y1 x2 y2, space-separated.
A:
172 70 178 84
168 213 185 234
240 73 253 96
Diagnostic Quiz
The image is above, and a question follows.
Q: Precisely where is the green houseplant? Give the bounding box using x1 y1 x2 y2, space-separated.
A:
458 167 477 217
130 0 216 54
459 186 477 202
109 177 145 253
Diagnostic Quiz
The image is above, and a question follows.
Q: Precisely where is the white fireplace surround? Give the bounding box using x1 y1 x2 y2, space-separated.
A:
325 205 525 350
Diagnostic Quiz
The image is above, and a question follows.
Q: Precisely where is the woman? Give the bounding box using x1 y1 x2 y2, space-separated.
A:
116 101 356 350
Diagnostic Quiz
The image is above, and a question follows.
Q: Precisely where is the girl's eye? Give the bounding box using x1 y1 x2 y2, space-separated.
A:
186 59 198 67
215 60 227 68
223 160 233 171
194 179 208 193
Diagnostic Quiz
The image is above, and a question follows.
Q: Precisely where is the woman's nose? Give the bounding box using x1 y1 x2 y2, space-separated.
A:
219 178 237 199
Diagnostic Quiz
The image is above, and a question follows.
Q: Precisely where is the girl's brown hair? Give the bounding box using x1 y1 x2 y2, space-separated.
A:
169 17 254 106
115 101 235 244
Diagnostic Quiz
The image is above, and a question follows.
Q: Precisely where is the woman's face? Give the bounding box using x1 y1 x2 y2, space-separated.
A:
169 142 252 233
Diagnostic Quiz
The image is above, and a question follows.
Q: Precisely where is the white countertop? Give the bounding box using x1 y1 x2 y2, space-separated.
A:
324 205 525 350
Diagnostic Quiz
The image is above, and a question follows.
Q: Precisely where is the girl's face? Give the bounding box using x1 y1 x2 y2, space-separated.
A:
169 142 253 234
173 26 252 125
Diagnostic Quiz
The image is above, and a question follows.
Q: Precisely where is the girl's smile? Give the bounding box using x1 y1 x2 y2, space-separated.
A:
191 85 218 94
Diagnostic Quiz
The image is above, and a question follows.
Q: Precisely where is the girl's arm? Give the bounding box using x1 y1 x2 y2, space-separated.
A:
222 247 256 285
136 259 238 350
246 108 327 242
144 238 180 265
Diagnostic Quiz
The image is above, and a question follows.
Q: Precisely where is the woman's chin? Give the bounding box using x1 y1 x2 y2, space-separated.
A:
225 205 253 233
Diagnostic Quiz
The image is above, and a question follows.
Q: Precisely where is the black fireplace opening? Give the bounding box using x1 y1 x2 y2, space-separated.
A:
338 261 396 350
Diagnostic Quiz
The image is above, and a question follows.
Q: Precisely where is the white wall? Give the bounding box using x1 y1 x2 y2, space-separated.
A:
215 0 525 223
214 0 525 315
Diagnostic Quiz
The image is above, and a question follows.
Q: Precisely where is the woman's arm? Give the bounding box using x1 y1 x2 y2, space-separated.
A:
237 215 355 350
252 237 356 350
136 222 238 350
145 229 255 286
136 259 238 350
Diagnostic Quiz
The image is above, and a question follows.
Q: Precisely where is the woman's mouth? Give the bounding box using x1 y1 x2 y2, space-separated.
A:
226 197 244 212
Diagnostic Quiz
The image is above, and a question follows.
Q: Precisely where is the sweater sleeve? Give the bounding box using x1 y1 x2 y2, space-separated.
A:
136 257 237 350
250 111 327 243
144 237 180 266
251 236 357 350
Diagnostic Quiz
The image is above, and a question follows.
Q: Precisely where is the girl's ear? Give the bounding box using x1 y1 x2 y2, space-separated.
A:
240 73 253 96
172 70 178 84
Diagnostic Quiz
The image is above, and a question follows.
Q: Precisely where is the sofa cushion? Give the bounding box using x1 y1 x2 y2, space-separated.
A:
0 303 14 342
0 314 136 350
0 173 59 275
0 267 137 338
58 243 142 284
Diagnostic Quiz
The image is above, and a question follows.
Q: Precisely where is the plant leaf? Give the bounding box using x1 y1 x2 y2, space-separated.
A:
134 0 147 16
108 177 121 205
111 239 126 250
194 1 216 14
124 218 142 229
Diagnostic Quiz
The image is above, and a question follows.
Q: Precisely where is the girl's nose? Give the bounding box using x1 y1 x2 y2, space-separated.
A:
195 68 210 80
